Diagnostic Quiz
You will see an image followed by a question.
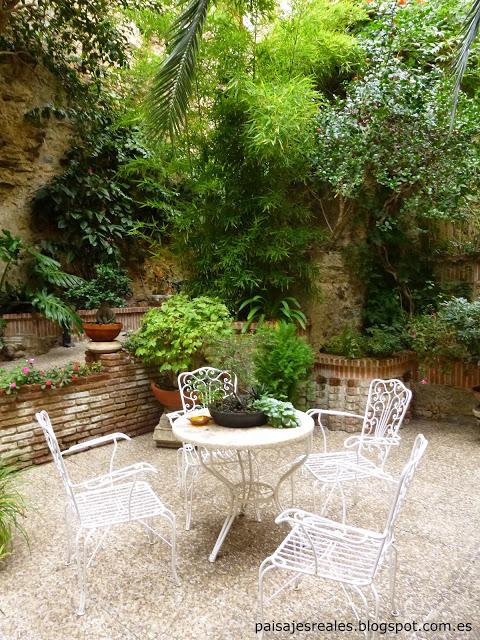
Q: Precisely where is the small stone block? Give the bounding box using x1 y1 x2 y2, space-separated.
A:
153 413 181 448
86 341 122 354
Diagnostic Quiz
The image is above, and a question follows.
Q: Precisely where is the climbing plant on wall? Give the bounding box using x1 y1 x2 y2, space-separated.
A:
312 0 480 326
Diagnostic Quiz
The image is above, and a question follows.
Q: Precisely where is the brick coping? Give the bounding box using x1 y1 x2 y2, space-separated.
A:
316 351 416 368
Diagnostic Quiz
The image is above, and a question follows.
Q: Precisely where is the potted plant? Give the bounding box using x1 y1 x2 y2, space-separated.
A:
81 302 122 342
128 294 232 409
67 264 132 342
208 389 267 428
208 389 300 429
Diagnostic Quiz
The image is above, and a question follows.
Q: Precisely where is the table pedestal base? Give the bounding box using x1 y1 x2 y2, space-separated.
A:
201 444 311 562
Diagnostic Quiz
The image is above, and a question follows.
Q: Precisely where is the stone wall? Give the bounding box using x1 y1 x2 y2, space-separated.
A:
0 351 161 468
413 359 480 421
0 58 72 248
304 250 365 350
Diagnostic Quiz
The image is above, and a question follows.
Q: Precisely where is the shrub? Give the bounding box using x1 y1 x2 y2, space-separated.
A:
322 322 409 358
131 295 232 380
204 333 260 393
254 322 314 403
67 264 132 310
408 298 480 365
322 326 366 359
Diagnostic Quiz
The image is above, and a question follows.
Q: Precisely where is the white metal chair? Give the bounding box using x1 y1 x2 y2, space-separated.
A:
35 410 179 615
303 378 412 521
258 434 428 639
167 367 239 530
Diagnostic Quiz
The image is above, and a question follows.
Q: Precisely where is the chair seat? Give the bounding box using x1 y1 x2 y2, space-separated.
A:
272 521 384 586
304 451 385 483
75 481 168 529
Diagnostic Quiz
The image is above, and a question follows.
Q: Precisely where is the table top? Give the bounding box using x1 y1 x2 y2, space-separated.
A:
172 410 314 451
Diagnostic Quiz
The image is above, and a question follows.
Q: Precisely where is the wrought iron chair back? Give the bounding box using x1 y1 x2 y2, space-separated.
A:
178 367 237 412
383 433 428 540
35 410 80 517
357 378 412 464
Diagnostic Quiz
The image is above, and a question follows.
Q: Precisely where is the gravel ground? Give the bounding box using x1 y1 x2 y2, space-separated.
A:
1 418 479 640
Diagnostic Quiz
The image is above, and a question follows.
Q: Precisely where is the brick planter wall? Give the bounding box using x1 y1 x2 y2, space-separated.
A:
0 351 161 468
313 352 417 432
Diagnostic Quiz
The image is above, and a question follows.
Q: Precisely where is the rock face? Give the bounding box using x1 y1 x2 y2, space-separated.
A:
0 57 72 243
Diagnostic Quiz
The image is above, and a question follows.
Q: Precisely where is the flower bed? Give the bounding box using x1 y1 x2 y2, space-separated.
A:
0 351 161 468
0 360 102 394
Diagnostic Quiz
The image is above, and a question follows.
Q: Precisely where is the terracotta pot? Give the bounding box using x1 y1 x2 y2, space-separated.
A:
150 382 182 410
82 322 122 342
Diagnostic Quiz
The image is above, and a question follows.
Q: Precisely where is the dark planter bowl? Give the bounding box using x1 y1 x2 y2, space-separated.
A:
82 322 122 342
209 406 267 428
151 382 183 410
472 385 480 402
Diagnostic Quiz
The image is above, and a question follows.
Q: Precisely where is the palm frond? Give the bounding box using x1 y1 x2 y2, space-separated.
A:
31 290 83 330
147 0 211 138
452 0 480 122
28 250 84 289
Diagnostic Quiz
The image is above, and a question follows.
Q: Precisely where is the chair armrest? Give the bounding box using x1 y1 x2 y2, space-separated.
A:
315 410 364 419
74 462 157 489
344 434 401 449
306 409 362 454
275 508 384 543
62 433 131 456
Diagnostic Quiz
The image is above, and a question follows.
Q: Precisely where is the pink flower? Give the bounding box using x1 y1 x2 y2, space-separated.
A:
28 358 34 365
22 367 30 375
9 382 16 389
45 380 52 387
420 378 429 385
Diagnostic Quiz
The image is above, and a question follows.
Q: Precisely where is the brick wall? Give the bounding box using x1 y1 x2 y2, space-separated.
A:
0 351 161 467
311 352 417 432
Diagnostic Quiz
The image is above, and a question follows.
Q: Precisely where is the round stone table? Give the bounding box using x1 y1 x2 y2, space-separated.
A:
172 411 314 561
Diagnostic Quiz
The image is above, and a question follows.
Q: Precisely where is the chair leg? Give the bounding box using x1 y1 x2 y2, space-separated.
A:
369 584 380 640
293 574 303 591
64 503 73 566
75 532 87 616
146 518 155 544
258 557 276 640
184 465 197 531
177 447 186 492
389 544 400 617
168 511 180 586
